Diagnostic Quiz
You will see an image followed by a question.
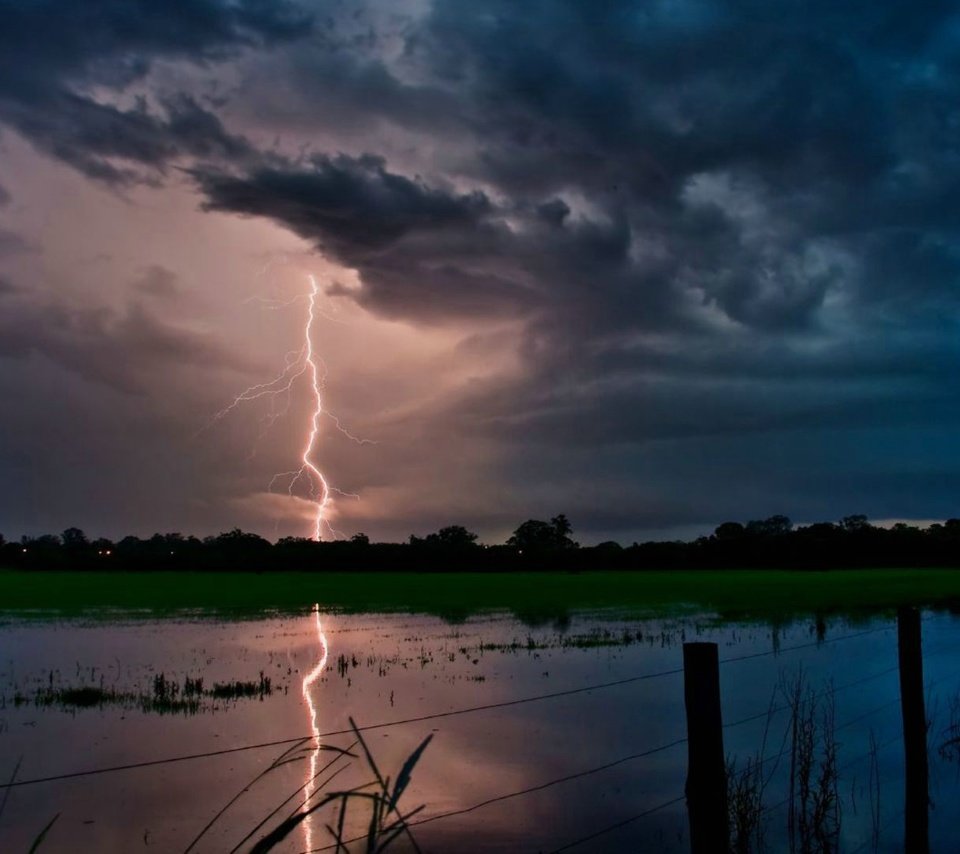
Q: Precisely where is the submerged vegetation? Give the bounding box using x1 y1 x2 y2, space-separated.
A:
4 670 273 715
726 672 842 854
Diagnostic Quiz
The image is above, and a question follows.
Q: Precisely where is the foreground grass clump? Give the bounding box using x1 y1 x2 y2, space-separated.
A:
1 568 960 623
181 717 430 854
726 672 841 854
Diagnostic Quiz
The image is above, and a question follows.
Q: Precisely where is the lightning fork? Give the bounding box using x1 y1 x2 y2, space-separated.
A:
208 273 370 539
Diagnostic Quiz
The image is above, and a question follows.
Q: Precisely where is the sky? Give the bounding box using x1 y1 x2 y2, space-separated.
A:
1 0 959 544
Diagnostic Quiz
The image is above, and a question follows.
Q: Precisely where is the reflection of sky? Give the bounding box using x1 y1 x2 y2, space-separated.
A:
0 611 959 851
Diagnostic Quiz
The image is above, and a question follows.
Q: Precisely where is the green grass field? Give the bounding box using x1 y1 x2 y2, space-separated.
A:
2 568 960 623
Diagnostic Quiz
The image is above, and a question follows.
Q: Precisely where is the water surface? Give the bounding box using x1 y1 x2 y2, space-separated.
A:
1 607 958 852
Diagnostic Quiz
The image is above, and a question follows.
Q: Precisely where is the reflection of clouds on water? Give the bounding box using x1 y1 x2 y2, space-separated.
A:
302 604 329 853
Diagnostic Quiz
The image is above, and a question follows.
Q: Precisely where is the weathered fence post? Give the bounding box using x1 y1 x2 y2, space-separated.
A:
683 642 728 853
897 606 929 854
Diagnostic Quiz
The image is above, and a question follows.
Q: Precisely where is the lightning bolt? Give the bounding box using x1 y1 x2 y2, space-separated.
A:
205 272 370 540
201 343 308 434
297 274 329 540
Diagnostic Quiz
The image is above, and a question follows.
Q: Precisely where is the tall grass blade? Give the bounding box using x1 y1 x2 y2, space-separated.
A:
251 788 377 853
388 734 433 812
249 793 340 853
27 813 60 853
366 793 381 852
0 757 22 824
232 762 353 854
182 737 315 853
333 793 349 853
376 805 427 853
349 717 387 791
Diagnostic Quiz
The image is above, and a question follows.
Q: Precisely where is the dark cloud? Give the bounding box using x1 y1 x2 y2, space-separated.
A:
133 264 181 300
195 152 687 326
0 182 9 206
195 153 550 320
1 91 263 184
197 153 492 252
0 294 259 392
0 0 311 182
0 227 31 256
182 0 960 534
196 1 960 333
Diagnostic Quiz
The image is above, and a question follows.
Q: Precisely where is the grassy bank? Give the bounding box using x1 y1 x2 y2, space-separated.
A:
2 568 960 623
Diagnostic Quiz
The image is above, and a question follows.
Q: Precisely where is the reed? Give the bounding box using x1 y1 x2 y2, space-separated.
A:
248 717 432 853
9 669 272 715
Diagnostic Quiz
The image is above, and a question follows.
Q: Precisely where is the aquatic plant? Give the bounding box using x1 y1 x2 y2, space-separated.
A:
938 689 960 762
209 671 271 699
724 672 841 854
785 674 840 854
7 670 274 715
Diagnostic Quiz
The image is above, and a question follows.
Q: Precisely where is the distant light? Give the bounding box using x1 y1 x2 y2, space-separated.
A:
105 550 112 556
22 548 27 554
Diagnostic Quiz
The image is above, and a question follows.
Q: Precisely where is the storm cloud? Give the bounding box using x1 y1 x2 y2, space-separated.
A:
0 290 260 392
0 0 310 182
2 0 960 541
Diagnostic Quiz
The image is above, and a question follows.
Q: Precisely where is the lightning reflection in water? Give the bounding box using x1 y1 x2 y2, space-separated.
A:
302 604 329 852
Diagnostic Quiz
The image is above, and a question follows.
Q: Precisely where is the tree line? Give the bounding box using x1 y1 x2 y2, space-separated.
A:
4 513 960 572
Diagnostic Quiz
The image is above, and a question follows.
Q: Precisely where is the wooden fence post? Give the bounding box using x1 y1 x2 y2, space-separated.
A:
898 606 929 854
683 642 728 853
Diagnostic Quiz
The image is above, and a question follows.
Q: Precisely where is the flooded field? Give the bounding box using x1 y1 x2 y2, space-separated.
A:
1 604 959 852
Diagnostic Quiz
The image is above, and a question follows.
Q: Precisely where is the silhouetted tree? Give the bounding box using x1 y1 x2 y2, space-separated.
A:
745 515 792 537
61 527 88 549
508 516 578 552
714 522 745 540
60 527 93 566
210 528 271 570
7 511 960 573
91 538 115 559
425 526 478 549
595 540 622 552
